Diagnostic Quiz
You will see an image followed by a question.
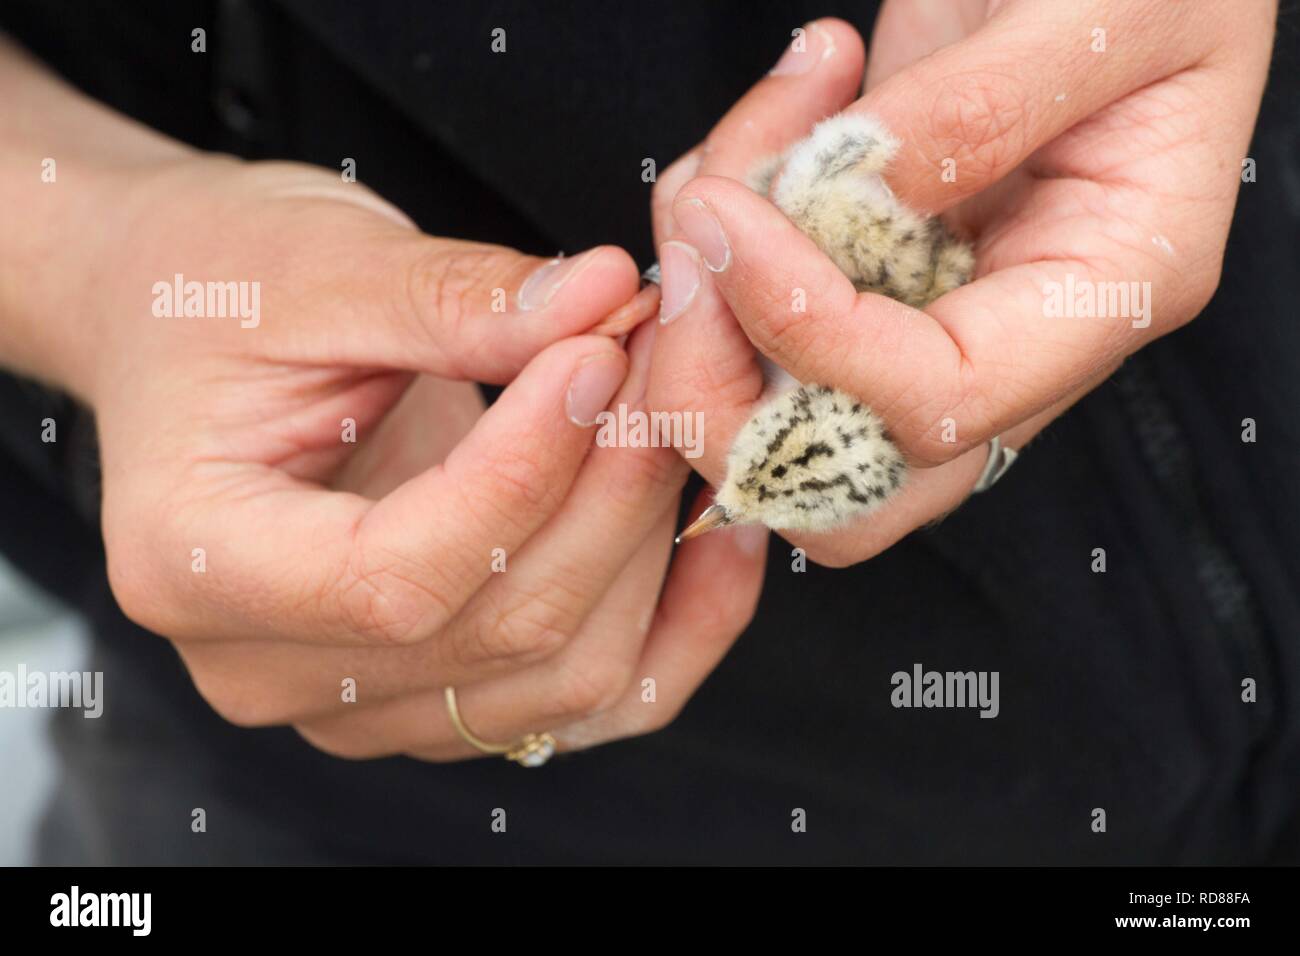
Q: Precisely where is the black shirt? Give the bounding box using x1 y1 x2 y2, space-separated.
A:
3 0 1299 864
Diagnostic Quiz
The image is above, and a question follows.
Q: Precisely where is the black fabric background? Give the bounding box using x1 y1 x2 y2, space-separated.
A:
1 0 1298 864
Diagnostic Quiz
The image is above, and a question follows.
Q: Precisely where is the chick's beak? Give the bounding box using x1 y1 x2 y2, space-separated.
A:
675 503 735 543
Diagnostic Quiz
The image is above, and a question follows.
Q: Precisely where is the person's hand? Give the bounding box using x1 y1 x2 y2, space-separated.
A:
648 2 1275 566
72 155 766 759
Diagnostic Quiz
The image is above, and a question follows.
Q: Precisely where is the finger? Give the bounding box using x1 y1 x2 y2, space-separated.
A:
647 20 865 482
189 501 673 731
647 240 764 491
590 282 661 337
671 175 1185 463
105 336 629 647
560 491 769 746
178 369 1098 736
854 0 1217 214
384 239 639 382
332 375 485 500
438 319 689 673
403 491 767 761
263 199 639 381
295 502 679 758
339 335 634 642
174 327 689 720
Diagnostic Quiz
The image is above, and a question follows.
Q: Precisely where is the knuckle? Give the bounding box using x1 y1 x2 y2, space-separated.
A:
334 548 450 645
602 445 688 507
335 576 420 645
646 346 759 421
456 590 575 666
555 659 633 717
405 244 517 370
494 611 572 663
410 246 479 323
475 446 563 518
922 70 1030 183
897 356 988 466
644 367 695 418
750 297 807 358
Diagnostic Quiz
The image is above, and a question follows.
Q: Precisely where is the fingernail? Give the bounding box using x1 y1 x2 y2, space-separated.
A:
518 250 594 311
674 199 730 272
732 523 769 556
770 22 834 76
658 241 702 324
566 353 627 426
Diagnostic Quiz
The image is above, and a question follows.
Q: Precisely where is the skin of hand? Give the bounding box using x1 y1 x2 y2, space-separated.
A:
647 1 1277 566
0 37 767 760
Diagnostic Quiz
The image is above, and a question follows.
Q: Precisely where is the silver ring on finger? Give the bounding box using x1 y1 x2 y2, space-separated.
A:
973 435 1019 493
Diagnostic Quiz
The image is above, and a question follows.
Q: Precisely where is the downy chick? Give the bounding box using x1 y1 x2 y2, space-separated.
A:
679 114 973 540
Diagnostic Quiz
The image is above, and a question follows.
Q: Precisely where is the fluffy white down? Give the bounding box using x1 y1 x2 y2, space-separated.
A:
712 113 976 533
716 385 906 533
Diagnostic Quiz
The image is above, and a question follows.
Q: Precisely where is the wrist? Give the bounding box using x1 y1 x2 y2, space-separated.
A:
0 35 199 401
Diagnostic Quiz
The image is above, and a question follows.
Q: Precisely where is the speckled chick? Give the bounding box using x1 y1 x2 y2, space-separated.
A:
713 383 906 533
752 113 973 306
678 114 972 541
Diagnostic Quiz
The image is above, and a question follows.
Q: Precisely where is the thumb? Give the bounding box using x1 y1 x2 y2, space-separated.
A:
289 225 640 383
